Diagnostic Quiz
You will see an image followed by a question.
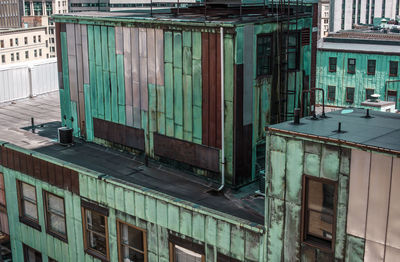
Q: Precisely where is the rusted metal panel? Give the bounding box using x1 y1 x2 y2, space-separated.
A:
63 167 72 192
66 23 78 102
71 170 80 195
93 118 145 151
139 28 148 111
208 33 217 147
55 165 64 188
364 240 384 262
154 133 219 173
347 149 371 238
39 159 48 182
55 23 63 88
387 157 400 249
155 29 164 86
33 157 41 180
19 152 27 175
243 25 254 126
6 147 14 170
201 32 209 146
365 153 391 244
216 34 222 149
48 162 56 186
0 147 6 168
13 149 20 171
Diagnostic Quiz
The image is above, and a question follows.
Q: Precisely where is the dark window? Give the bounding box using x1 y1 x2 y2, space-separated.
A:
1 55 5 63
366 89 375 100
17 181 40 230
327 86 336 102
15 38 18 46
9 39 13 47
329 57 337 72
0 173 9 238
367 60 376 75
24 37 28 44
117 220 147 262
38 35 41 43
0 40 3 48
25 51 29 59
23 244 42 262
348 58 356 74
256 34 273 76
389 61 398 76
44 192 67 241
284 32 299 70
33 36 36 43
34 50 37 57
16 52 19 61
39 49 42 57
302 175 337 251
346 87 355 103
10 54 14 62
82 204 109 260
388 90 397 102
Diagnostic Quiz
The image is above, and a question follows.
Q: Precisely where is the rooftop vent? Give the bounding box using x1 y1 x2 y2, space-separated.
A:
58 127 73 145
369 94 380 102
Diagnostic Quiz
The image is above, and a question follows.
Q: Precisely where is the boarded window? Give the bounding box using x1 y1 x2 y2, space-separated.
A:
0 173 8 237
302 175 337 251
367 60 376 75
348 58 356 74
327 86 335 102
366 89 375 100
82 206 109 260
389 61 398 76
328 57 337 72
17 181 40 229
346 87 355 103
44 191 67 241
23 244 42 262
256 34 273 76
117 220 147 262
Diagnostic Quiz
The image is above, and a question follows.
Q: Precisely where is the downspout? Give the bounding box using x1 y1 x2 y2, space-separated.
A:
218 27 225 192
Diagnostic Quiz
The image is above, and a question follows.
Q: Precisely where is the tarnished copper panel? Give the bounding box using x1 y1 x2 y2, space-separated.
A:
139 28 148 111
387 157 400 249
364 240 384 262
154 133 219 173
385 245 400 262
146 28 156 85
155 29 164 86
347 149 371 238
66 23 78 102
131 28 141 128
115 27 123 55
81 24 90 85
366 153 391 244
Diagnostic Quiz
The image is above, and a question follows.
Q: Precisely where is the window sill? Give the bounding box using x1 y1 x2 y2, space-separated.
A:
328 70 336 73
85 248 109 262
389 74 398 77
302 239 333 254
46 229 68 243
367 73 375 75
19 216 41 231
347 72 355 74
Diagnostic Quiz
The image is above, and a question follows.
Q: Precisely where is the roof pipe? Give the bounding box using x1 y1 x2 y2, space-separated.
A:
217 27 225 192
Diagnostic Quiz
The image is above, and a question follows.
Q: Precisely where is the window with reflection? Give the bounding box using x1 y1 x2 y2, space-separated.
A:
171 244 204 262
44 191 66 241
117 220 147 262
17 181 40 229
302 175 337 251
169 235 205 262
82 205 109 260
23 244 42 262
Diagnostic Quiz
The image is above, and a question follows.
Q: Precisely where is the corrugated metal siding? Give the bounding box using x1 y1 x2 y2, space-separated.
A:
31 60 58 96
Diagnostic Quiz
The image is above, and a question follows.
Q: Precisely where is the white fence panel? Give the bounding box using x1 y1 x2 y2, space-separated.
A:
31 60 58 96
0 67 30 103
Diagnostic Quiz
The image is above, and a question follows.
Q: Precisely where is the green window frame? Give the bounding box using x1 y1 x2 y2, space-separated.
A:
367 60 376 75
348 58 356 74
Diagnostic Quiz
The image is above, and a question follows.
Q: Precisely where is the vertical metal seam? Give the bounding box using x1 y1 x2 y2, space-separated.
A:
364 151 372 253
383 156 394 261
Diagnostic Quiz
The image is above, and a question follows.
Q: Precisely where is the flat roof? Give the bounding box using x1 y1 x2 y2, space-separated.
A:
268 108 400 155
318 39 400 54
0 91 264 225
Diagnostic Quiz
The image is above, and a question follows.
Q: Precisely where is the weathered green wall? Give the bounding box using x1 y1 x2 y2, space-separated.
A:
265 134 351 261
316 50 400 109
1 144 265 261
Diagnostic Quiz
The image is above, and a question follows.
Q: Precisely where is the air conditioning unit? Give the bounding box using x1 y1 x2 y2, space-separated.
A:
58 127 73 145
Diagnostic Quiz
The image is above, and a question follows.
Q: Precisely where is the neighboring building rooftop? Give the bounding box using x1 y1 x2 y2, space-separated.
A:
268 108 400 155
0 92 264 225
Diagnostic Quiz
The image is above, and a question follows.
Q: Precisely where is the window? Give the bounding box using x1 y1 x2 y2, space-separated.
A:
117 220 147 262
285 32 299 70
15 38 18 46
0 40 3 48
25 51 29 59
0 173 9 238
10 39 13 47
390 61 398 76
33 36 36 43
16 52 19 61
328 57 337 72
10 53 14 62
327 86 336 102
23 244 42 262
367 60 376 75
169 235 205 262
44 192 67 241
1 55 5 63
17 181 40 230
256 34 273 76
365 89 375 100
39 49 42 56
34 50 37 57
24 37 28 44
49 259 57 262
46 40 48 47
82 201 109 260
38 35 41 43
302 175 337 251
387 90 397 102
346 87 355 103
348 58 356 74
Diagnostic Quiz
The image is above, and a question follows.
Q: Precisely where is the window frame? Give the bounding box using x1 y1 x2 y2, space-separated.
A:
346 87 355 103
367 59 376 75
365 88 375 100
328 57 337 72
389 61 398 77
301 175 338 252
17 180 41 231
256 33 273 77
169 234 205 262
23 244 42 262
347 58 356 74
81 201 110 261
43 191 67 242
285 31 300 71
387 90 398 102
327 86 336 102
116 219 148 262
